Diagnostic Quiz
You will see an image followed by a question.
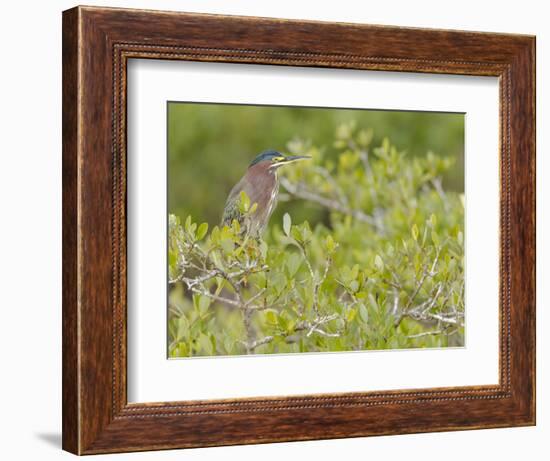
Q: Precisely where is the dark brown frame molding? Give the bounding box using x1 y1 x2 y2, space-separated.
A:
62 5 536 454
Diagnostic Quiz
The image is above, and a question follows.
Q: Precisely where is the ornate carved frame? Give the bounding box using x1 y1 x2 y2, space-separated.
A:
62 6 535 454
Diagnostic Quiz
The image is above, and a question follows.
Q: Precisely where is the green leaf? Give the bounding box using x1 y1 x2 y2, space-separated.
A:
339 265 351 284
198 333 213 355
357 129 373 147
325 234 336 253
336 122 353 140
241 191 250 210
411 224 419 241
168 214 178 230
168 249 177 272
177 316 189 340
185 215 192 233
283 213 291 236
231 219 241 234
448 258 457 271
358 303 369 323
214 278 225 295
196 222 208 241
266 310 278 325
210 226 220 244
286 253 302 277
301 222 312 242
239 190 250 213
179 342 189 357
224 336 234 354
382 137 390 152
374 254 384 272
290 226 302 243
259 240 268 259
198 295 210 315
220 238 234 254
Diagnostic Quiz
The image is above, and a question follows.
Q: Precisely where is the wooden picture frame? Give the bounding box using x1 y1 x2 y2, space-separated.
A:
62 5 535 454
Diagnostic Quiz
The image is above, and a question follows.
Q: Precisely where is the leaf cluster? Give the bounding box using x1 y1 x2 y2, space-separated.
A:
168 122 464 357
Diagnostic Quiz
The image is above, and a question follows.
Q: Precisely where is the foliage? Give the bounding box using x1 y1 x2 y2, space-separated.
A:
168 122 464 357
168 103 464 227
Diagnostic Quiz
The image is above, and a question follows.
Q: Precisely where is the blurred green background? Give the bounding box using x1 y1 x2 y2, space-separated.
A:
168 102 464 227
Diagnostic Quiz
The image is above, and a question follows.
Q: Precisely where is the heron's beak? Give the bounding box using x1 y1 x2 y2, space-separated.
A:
284 155 311 163
272 155 311 168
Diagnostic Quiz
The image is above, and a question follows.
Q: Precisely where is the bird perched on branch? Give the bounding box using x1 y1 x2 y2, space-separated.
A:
222 150 310 235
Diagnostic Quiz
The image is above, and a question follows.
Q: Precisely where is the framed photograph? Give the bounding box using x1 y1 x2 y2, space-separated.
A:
62 6 535 454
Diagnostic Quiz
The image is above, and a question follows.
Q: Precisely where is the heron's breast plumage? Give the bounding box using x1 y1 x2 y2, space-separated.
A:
243 164 278 223
222 162 279 234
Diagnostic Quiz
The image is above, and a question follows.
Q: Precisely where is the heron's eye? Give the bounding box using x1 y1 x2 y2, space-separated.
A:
273 156 285 163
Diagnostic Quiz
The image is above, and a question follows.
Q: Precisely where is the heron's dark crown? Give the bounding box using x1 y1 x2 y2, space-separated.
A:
248 150 283 168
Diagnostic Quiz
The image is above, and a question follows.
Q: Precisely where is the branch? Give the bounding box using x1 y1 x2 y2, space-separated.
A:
407 328 458 339
303 313 339 337
244 288 267 307
186 286 240 307
426 312 463 326
312 166 349 207
390 288 399 317
241 335 274 352
394 246 442 326
308 328 341 338
312 256 331 314
280 177 382 230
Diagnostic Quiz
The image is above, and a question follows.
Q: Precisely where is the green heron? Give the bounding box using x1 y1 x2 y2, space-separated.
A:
222 150 310 235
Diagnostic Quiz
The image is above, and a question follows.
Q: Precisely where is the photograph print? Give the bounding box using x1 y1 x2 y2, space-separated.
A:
167 102 465 358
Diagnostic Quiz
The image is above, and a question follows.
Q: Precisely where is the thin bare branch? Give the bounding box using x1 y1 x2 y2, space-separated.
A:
280 177 381 229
